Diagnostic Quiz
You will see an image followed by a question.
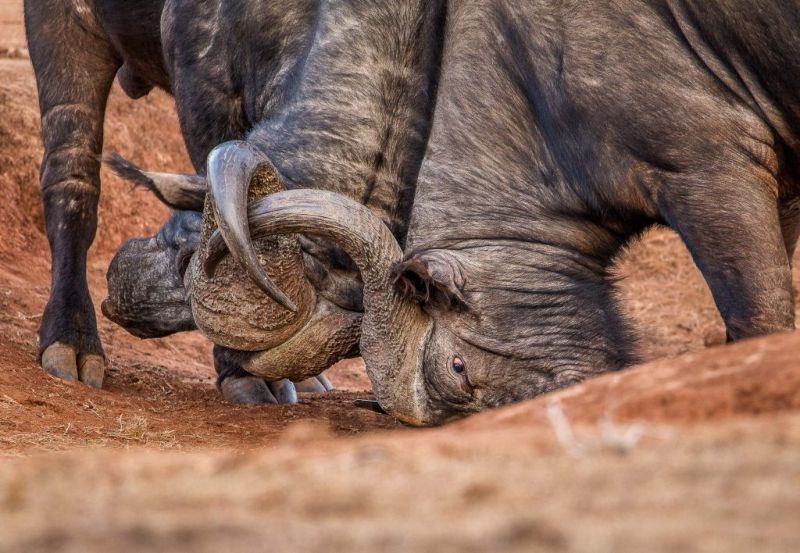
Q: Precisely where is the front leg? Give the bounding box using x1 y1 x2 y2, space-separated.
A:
659 160 795 341
26 0 121 386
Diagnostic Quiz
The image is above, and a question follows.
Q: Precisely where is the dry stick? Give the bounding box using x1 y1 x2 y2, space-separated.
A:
546 398 645 458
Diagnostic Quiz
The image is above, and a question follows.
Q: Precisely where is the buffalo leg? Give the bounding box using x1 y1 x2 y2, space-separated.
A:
25 1 120 386
660 169 795 341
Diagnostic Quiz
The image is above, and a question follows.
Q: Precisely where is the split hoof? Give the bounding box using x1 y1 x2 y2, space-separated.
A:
42 343 106 388
316 372 334 391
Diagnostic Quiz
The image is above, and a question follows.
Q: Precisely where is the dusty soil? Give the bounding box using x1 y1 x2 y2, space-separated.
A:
1 4 799 551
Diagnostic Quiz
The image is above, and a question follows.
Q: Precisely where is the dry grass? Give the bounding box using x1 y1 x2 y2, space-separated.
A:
0 415 798 553
1 5 800 551
0 417 181 456
108 415 180 448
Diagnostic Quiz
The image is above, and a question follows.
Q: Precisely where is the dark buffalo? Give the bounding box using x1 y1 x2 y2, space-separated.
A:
25 0 439 390
207 0 800 425
27 1 800 425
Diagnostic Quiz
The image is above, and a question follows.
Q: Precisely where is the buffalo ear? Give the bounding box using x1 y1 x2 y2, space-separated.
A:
393 250 468 311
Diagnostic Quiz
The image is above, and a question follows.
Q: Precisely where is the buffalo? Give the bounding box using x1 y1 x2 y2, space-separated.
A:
27 1 800 424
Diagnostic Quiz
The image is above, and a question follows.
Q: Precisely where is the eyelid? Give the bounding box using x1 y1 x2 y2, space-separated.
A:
451 355 473 395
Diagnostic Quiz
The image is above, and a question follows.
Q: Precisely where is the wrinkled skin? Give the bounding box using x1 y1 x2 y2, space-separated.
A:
99 161 316 404
101 153 351 399
381 0 800 424
102 210 200 339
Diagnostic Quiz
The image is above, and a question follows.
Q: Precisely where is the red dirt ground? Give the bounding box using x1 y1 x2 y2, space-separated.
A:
1 4 799 551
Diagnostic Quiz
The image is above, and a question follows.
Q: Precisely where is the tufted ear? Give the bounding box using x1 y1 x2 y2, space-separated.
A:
393 249 468 311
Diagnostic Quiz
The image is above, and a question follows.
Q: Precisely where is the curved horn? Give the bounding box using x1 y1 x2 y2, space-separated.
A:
205 141 297 312
206 189 404 299
104 152 207 211
207 189 433 425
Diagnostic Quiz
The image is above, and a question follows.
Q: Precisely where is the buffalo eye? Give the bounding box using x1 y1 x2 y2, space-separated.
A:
449 356 473 395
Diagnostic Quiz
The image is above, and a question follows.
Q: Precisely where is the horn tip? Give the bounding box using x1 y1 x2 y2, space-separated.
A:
242 265 296 311
353 399 388 415
273 289 298 313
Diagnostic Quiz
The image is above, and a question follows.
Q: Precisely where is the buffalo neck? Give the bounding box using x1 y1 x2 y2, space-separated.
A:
248 0 447 244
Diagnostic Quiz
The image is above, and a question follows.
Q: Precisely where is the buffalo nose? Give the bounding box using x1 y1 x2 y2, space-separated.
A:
100 298 116 320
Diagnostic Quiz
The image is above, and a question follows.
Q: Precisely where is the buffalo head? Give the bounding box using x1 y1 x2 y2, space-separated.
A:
210 188 634 426
102 210 199 338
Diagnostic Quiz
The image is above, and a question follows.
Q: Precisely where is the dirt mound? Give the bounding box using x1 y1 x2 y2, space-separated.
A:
1 332 799 553
1 5 800 551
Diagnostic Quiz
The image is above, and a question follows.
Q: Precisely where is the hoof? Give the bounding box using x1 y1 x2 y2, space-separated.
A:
316 372 334 391
41 342 78 382
295 373 334 393
41 343 106 388
221 376 278 405
268 379 298 404
78 354 106 389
